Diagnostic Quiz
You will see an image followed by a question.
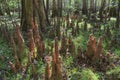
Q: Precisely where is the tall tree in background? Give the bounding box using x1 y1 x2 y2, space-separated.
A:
46 0 50 24
94 0 97 13
99 0 106 21
90 0 95 13
116 0 120 28
46 0 49 15
52 0 57 17
0 0 4 15
58 0 62 17
82 0 88 15
34 0 47 32
21 0 47 33
21 0 26 31
21 0 34 32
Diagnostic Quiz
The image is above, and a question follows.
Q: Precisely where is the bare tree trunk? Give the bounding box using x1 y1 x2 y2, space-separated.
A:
82 0 88 15
34 0 47 32
21 0 34 32
90 0 95 13
116 0 120 28
56 17 61 40
25 0 34 30
58 0 62 17
94 0 97 13
21 0 26 31
46 0 49 12
43 0 50 25
46 0 49 21
99 0 106 21
52 0 57 17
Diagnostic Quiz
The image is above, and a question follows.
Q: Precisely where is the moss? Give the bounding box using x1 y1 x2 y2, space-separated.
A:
106 67 120 78
70 68 99 80
105 67 120 80
80 69 99 80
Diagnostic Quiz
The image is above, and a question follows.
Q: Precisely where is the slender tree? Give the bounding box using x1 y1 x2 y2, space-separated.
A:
99 0 106 21
90 0 95 13
52 0 57 17
82 0 88 15
58 0 62 17
116 0 120 28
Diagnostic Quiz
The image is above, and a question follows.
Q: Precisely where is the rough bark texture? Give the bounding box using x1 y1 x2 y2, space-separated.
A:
21 0 34 32
34 0 47 32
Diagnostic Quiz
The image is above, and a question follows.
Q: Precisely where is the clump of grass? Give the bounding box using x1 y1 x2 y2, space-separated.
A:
80 69 99 80
114 49 120 56
70 68 99 80
107 67 120 74
106 67 120 80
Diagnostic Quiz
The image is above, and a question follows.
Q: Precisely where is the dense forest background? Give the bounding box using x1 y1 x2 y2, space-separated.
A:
0 0 120 80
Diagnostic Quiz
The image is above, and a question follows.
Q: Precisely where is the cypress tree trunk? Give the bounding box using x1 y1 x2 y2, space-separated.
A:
25 0 34 30
21 0 27 32
21 0 34 32
34 0 47 32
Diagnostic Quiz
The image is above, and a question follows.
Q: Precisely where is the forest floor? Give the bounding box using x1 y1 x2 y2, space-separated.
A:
0 16 120 80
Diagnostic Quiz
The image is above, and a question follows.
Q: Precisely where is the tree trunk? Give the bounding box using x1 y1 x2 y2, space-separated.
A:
90 0 95 13
56 17 61 40
58 0 62 17
46 0 49 22
34 0 47 32
21 0 34 32
21 0 26 31
43 0 50 25
52 0 57 17
46 0 49 12
94 0 97 13
116 0 120 28
99 0 106 21
82 0 88 15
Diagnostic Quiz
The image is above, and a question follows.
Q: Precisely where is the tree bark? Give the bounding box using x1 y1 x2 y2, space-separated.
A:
34 0 47 32
21 0 26 31
21 0 34 32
